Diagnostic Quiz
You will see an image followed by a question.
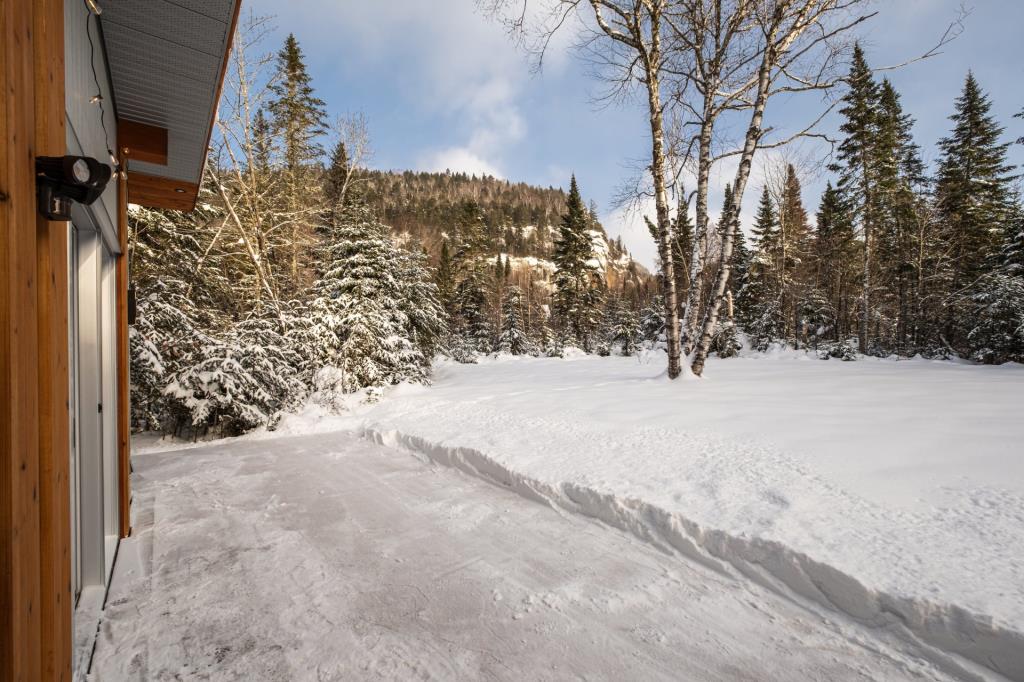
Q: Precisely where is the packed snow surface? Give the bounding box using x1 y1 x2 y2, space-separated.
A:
95 432 964 680
344 353 1024 680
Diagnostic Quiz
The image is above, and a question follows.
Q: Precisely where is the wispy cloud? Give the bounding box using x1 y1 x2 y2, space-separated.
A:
276 1 543 177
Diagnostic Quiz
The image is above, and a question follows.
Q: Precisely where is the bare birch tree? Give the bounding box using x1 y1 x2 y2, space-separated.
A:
682 1 958 375
484 0 958 377
483 0 686 377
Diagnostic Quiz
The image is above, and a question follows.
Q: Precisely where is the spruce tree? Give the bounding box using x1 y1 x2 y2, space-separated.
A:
739 187 785 350
268 33 328 290
552 175 602 350
435 238 456 316
722 184 750 293
252 109 273 171
448 202 493 356
609 303 643 356
812 183 858 342
323 139 352 220
498 286 531 355
936 73 1018 298
777 165 812 345
672 194 693 305
831 43 880 353
873 79 927 353
308 202 436 404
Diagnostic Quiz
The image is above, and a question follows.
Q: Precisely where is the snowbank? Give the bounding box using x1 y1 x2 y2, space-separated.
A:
349 354 1024 680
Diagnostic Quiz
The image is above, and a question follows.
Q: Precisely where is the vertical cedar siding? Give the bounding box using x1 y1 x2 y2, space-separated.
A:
1 0 43 678
36 0 72 677
1 0 70 678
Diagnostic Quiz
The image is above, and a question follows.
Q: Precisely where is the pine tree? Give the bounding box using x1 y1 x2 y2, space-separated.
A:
1002 203 1024 277
552 175 602 350
831 43 880 353
128 184 233 431
268 33 328 290
672 193 693 306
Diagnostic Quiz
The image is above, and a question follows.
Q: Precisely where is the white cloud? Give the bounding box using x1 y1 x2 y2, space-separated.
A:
253 0 581 179
421 147 504 179
602 198 658 270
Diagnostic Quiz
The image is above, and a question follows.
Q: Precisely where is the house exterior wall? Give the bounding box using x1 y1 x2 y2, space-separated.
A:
64 0 119 254
3 0 233 675
63 1 124 671
2 0 72 679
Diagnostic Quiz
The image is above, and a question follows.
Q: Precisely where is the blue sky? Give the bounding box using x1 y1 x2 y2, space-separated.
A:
245 0 1024 267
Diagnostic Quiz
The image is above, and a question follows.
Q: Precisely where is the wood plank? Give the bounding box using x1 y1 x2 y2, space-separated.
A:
116 159 131 539
126 172 198 211
0 0 43 678
117 118 168 166
34 0 71 678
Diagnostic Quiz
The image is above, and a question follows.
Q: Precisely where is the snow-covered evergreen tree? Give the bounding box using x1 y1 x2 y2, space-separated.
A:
640 296 667 349
445 202 494 358
308 202 439 406
608 303 643 356
739 188 785 350
498 286 531 355
268 33 329 291
935 73 1020 356
553 175 602 350
831 43 880 353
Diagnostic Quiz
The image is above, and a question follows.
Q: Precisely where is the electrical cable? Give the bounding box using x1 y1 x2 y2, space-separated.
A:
83 0 121 176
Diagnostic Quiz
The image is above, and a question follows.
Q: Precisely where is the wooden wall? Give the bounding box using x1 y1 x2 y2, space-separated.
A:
1 0 72 678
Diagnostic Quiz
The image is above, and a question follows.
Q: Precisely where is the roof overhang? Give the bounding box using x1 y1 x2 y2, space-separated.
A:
100 0 241 211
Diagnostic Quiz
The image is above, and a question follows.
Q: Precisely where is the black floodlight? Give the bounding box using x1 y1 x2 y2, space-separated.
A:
36 155 113 221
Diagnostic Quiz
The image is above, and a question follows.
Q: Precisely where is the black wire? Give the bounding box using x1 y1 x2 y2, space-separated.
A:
83 0 117 169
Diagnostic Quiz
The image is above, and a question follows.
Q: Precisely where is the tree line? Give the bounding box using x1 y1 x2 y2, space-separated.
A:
129 13 1023 437
728 50 1023 364
128 27 654 437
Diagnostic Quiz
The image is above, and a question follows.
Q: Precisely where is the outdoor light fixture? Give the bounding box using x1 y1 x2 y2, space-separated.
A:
36 155 113 221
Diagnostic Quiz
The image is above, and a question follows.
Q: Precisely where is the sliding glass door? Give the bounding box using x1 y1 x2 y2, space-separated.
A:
69 220 121 602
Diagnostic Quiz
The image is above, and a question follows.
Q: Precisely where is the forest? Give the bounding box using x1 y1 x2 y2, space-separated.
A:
129 15 1024 438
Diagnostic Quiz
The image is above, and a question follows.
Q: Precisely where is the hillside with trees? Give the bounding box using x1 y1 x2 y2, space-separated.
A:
127 19 1023 440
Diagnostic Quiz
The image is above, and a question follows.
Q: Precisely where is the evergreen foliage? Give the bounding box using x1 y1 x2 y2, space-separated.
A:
309 202 441 404
498 286 532 355
552 175 603 350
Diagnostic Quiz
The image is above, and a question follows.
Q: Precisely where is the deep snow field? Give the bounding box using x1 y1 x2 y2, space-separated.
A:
313 352 1024 680
130 351 1024 680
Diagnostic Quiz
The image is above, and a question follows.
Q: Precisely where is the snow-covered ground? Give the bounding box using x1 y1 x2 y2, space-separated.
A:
94 432 965 680
340 353 1024 680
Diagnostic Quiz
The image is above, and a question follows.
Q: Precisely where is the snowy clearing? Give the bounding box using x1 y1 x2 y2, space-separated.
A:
95 432 961 680
340 353 1024 680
